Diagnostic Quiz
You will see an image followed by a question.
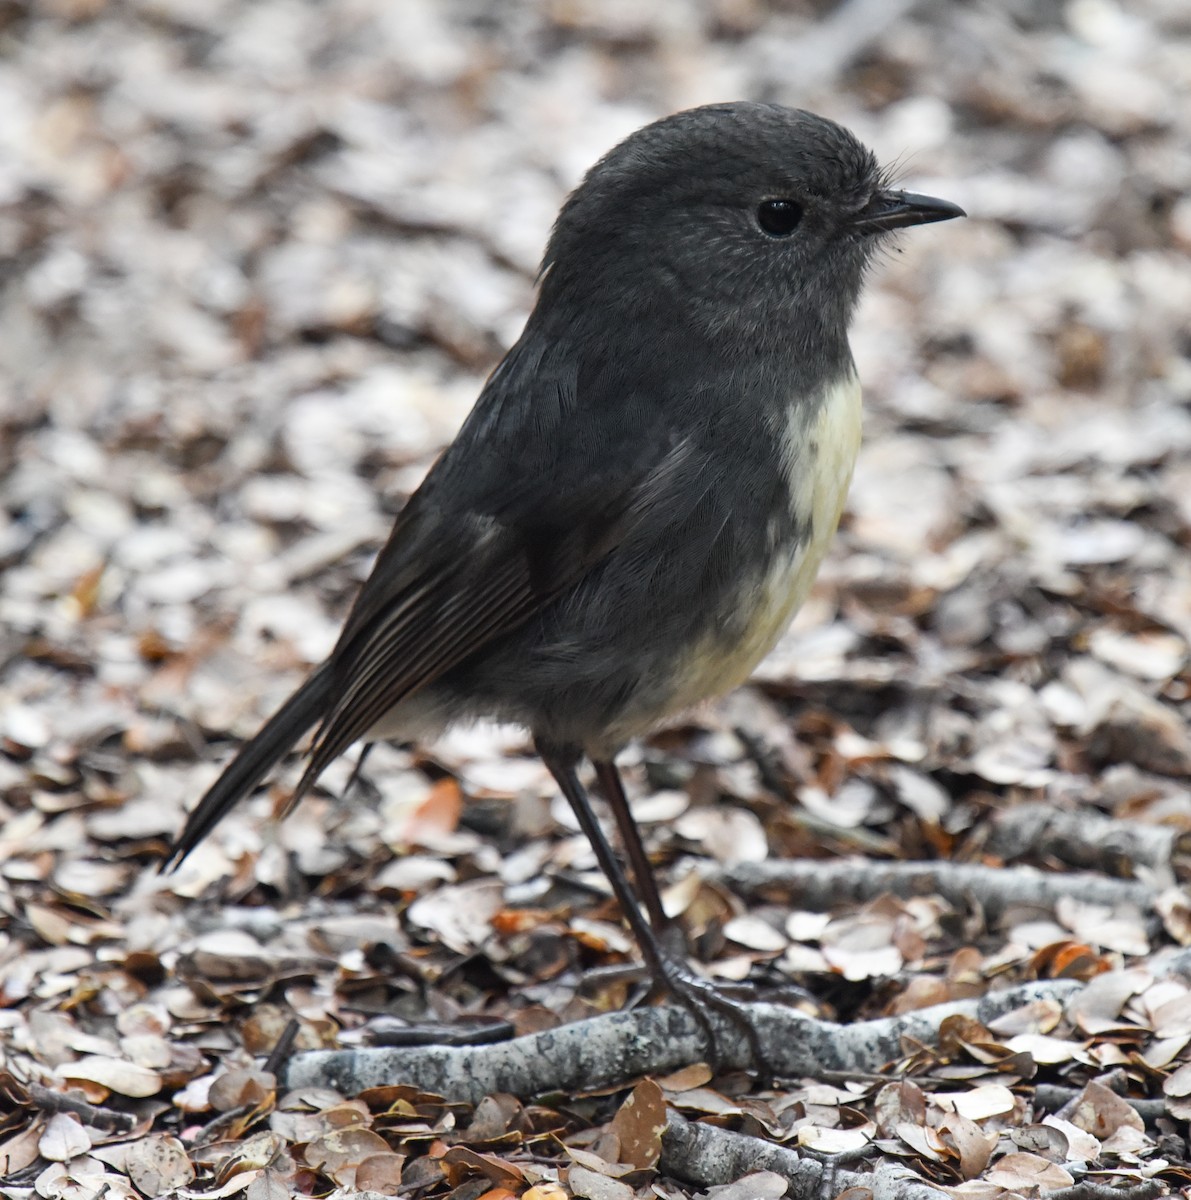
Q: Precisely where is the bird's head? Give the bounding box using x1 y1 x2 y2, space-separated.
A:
540 102 963 350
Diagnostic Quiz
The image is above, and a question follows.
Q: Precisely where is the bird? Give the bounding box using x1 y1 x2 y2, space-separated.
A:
165 101 963 1057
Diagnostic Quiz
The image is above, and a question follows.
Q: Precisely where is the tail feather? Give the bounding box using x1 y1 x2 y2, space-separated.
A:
162 664 334 870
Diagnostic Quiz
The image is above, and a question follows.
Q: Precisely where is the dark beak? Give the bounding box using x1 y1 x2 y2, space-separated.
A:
851 189 966 234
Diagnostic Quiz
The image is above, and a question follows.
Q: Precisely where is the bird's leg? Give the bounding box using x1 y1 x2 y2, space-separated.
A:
537 740 764 1070
592 758 671 938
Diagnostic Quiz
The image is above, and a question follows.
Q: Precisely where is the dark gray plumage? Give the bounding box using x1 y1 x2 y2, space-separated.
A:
165 103 962 1056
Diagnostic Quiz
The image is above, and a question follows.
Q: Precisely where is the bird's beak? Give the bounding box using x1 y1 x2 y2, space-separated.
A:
851 189 966 234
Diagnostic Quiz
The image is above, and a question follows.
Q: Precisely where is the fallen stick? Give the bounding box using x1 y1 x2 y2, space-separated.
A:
711 858 1155 921
283 979 1081 1101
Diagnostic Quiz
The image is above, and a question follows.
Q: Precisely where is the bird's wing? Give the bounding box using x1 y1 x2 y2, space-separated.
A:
166 328 689 864
296 330 694 792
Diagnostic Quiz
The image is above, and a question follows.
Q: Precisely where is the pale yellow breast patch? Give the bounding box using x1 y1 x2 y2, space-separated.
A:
657 370 863 716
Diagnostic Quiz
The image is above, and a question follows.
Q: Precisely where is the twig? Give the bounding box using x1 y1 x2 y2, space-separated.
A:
661 1111 947 1200
986 802 1181 877
188 1104 254 1148
1045 1182 1162 1200
27 1083 135 1134
262 1019 301 1075
711 858 1155 921
283 980 1081 1102
1032 1082 1169 1124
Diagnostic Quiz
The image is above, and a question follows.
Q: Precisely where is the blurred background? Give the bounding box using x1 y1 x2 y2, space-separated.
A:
2 0 1191 882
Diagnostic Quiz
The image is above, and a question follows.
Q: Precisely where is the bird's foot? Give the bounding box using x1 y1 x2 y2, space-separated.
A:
648 953 770 1075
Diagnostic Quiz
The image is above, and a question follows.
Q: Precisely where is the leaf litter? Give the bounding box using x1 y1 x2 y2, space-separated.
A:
2 0 1191 1196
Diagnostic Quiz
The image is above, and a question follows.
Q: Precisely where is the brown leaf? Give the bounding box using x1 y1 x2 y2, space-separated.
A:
401 777 463 843
1031 939 1116 980
699 1172 790 1200
937 1015 994 1056
441 1146 525 1189
354 1151 406 1195
1068 1080 1144 1138
1010 1122 1072 1162
246 1171 294 1200
1163 1060 1191 1098
873 1081 926 1137
406 879 504 953
124 1133 196 1195
0 1123 43 1177
985 1151 1074 1192
1039 1115 1101 1161
894 1120 947 1163
566 1147 635 1178
522 1185 568 1200
891 976 957 1013
654 1063 714 1093
987 998 1064 1038
1067 969 1148 1035
610 1078 666 1169
208 1067 276 1112
306 1127 391 1185
937 1113 997 1179
218 1131 285 1179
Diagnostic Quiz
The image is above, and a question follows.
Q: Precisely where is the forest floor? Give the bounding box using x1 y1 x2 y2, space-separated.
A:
2 1 1191 1196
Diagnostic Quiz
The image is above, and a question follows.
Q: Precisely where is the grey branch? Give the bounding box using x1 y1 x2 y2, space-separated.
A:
986 802 1183 878
283 980 1081 1102
661 1112 948 1200
710 858 1155 921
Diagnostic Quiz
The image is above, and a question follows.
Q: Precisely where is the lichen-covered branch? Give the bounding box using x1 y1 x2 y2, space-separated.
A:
283 980 1081 1101
712 858 1155 921
986 802 1185 878
661 1112 947 1200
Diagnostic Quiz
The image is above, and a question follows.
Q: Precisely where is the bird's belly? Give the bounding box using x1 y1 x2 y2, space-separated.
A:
654 369 863 717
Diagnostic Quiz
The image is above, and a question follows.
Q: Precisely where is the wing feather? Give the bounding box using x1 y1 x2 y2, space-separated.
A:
166 324 696 861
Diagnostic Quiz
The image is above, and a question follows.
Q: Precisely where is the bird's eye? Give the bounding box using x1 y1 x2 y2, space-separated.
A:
756 199 803 236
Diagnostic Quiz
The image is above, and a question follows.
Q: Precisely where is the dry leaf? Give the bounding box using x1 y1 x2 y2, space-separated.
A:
0 1123 44 1177
406 879 504 953
873 1081 926 1137
245 1171 293 1200
124 1134 195 1195
1068 1081 1145 1139
941 1084 1016 1121
937 1113 997 1179
1040 1115 1101 1162
37 1114 91 1162
354 1151 406 1194
984 1151 1075 1192
567 1164 635 1200
655 1063 714 1093
698 1171 789 1199
208 1067 276 1112
441 1146 525 1189
60 1056 162 1098
610 1078 666 1169
522 1185 568 1200
722 914 787 953
305 1127 391 1184
797 1126 871 1154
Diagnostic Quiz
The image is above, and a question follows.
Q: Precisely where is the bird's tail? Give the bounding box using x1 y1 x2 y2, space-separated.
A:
161 663 334 870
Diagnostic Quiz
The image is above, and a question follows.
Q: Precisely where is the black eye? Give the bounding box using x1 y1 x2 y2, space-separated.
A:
756 198 803 236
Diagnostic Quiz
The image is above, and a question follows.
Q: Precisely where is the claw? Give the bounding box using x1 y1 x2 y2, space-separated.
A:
650 954 766 1074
